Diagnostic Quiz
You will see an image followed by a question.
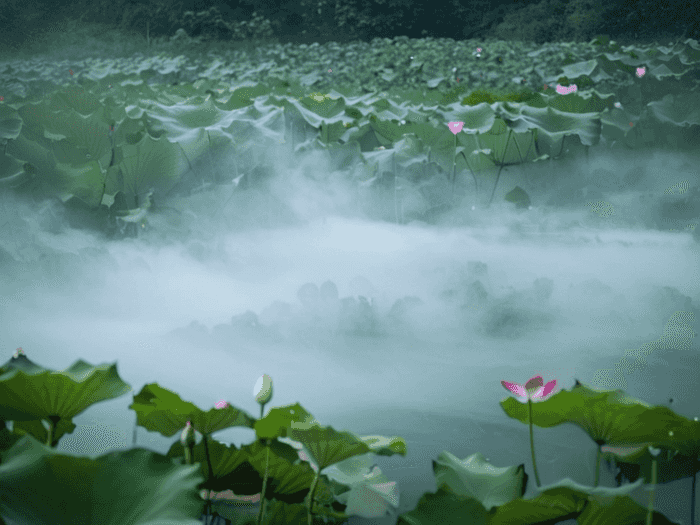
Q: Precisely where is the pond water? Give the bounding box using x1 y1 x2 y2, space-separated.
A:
1 146 698 524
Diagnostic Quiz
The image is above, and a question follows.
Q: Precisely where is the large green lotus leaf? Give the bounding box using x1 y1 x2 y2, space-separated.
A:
501 381 700 459
506 104 601 147
0 106 22 142
366 96 410 122
599 108 639 145
9 418 76 448
321 140 365 173
46 108 114 166
320 453 399 519
219 110 286 157
318 119 349 145
49 84 102 116
545 88 608 115
14 101 60 145
147 97 238 134
601 443 700 485
0 434 203 525
397 486 492 525
166 436 346 520
359 146 402 182
385 120 454 174
477 120 536 167
54 160 105 207
287 424 407 473
455 103 500 135
215 83 272 111
242 436 400 520
111 133 188 197
166 437 263 494
129 383 256 438
432 451 526 512
488 477 649 525
0 360 131 422
648 92 700 126
0 152 29 187
4 134 66 196
254 403 320 441
549 58 616 86
299 91 346 120
242 439 335 502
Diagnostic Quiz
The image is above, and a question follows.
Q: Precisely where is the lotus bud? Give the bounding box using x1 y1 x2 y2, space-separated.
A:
13 347 24 359
180 421 196 448
254 374 273 406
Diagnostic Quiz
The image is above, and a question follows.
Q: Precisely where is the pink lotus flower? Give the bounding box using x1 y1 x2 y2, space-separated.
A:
501 376 557 488
501 376 557 403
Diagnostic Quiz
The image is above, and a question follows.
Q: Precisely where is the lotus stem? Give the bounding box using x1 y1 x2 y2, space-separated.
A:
487 128 512 208
646 456 658 525
528 399 542 487
256 439 270 525
691 458 697 525
594 444 601 487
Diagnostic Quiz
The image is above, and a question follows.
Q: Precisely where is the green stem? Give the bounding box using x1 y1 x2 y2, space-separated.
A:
202 434 215 521
394 157 400 225
256 439 270 525
646 458 657 525
307 472 321 525
594 445 601 487
452 131 458 204
691 457 697 525
528 399 541 487
46 419 53 447
487 128 512 208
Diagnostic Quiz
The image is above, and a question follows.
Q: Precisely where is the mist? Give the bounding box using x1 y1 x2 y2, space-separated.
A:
1 138 698 523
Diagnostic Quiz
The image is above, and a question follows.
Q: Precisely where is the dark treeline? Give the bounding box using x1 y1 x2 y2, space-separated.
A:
1 0 697 53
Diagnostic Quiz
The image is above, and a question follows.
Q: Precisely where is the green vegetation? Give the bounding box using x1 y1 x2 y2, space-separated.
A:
1 348 698 525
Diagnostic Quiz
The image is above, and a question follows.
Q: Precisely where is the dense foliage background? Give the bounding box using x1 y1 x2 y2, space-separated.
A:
2 0 697 54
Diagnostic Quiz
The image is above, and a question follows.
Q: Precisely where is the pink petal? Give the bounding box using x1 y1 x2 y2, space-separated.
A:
501 380 527 398
530 386 545 398
541 379 557 397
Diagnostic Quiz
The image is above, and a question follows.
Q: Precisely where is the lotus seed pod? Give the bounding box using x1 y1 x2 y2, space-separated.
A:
254 374 273 405
180 421 196 447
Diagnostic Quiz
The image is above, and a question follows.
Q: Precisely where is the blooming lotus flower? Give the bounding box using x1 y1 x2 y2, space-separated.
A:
501 376 557 488
254 374 273 406
215 400 229 409
501 376 557 403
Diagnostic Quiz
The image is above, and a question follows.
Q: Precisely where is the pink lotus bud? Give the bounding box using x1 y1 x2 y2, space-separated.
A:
180 421 196 448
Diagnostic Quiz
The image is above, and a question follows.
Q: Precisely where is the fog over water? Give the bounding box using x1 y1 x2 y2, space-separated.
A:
1 142 698 523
